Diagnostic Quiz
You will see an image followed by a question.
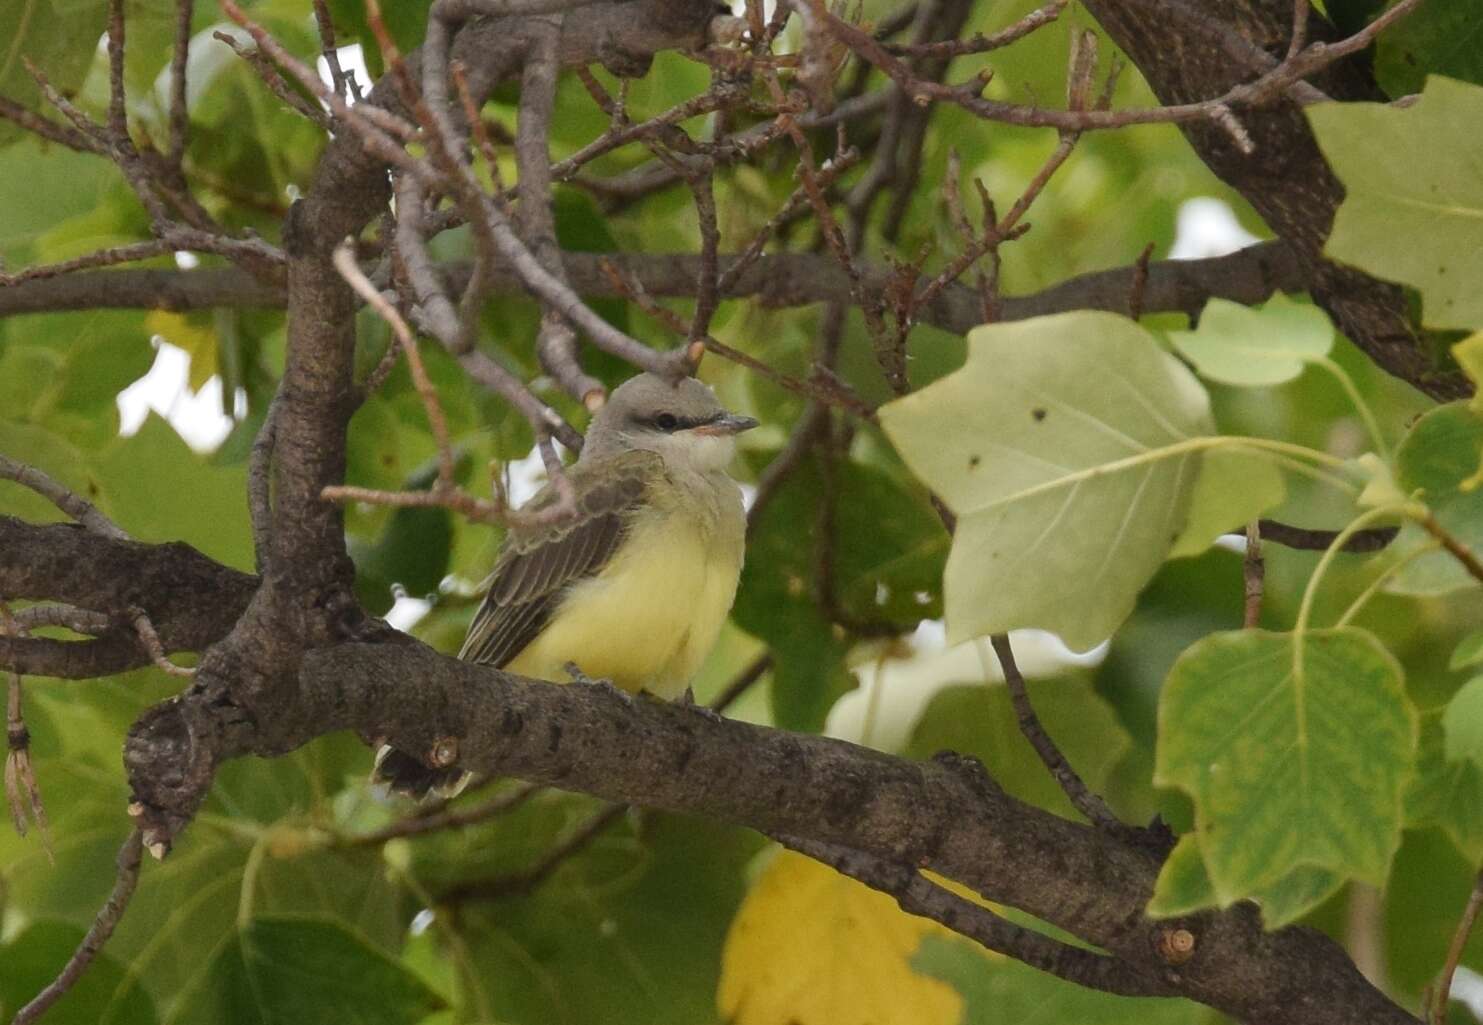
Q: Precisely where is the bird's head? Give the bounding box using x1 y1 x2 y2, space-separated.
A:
581 373 758 472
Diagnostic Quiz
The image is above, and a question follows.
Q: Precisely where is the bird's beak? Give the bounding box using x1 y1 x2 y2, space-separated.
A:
692 412 760 436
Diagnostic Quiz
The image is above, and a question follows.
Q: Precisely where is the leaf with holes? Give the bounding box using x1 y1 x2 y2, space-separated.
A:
879 312 1212 650
1156 628 1415 901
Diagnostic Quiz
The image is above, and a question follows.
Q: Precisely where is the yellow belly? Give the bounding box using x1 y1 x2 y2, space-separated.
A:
502 505 743 699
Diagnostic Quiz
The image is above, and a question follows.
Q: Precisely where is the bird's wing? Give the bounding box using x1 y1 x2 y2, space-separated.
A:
457 450 660 669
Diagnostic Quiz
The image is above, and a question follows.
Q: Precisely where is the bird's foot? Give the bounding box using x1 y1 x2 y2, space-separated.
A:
680 685 726 725
563 661 601 686
566 662 633 705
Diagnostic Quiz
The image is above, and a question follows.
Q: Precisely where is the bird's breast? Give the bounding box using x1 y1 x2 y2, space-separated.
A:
503 487 744 697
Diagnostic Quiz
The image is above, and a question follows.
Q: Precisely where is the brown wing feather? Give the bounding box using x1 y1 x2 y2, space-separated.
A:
457 451 657 669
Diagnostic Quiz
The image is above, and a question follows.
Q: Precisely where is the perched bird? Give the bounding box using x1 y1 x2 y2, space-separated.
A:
374 372 758 797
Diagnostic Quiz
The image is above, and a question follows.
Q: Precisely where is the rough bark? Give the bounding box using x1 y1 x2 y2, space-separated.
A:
1079 0 1468 400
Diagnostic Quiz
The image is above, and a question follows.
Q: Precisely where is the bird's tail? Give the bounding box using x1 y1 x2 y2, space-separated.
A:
371 744 473 800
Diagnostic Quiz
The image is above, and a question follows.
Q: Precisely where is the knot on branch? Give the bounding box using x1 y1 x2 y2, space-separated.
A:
124 697 221 855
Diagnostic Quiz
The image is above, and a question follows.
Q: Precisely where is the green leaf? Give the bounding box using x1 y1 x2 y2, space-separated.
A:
1308 76 1483 330
1375 0 1483 95
0 139 120 264
0 0 111 148
905 677 1130 820
1387 403 1483 595
1453 630 1483 671
351 502 454 615
1168 294 1334 387
879 311 1212 650
1147 835 1213 918
452 815 760 1025
93 414 254 570
0 420 107 525
1407 710 1483 864
1148 835 1343 929
1445 677 1483 767
1156 628 1416 899
1168 447 1286 558
736 450 944 729
912 935 1211 1025
167 915 444 1025
1384 829 1483 991
0 343 64 421
1 921 158 1025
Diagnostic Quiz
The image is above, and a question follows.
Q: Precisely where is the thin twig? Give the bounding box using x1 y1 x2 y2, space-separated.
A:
11 830 145 1025
515 15 606 407
333 243 456 486
312 0 360 102
212 30 334 130
131 609 195 678
319 483 509 525
0 455 128 539
391 174 584 457
884 0 1065 57
6 605 115 635
1243 521 1264 629
989 633 1123 832
1417 512 1483 587
0 241 176 286
717 147 862 292
347 781 542 846
1230 519 1397 553
166 0 193 168
442 802 630 902
1433 870 1483 1025
779 834 1170 996
810 0 1425 150
599 259 876 420
0 93 104 153
688 171 722 344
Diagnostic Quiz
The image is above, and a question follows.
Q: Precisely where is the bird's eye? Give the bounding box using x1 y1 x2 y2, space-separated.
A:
655 413 679 431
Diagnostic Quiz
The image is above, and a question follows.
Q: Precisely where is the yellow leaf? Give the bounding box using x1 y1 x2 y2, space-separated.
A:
717 849 969 1025
145 310 217 391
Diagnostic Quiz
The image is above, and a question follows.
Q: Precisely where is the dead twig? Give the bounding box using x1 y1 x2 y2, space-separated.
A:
11 830 144 1025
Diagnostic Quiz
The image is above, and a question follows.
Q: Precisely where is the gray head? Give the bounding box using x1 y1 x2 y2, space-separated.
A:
580 373 758 471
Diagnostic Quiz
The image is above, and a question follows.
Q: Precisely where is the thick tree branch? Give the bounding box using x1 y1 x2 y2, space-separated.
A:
120 636 1415 1025
0 243 1307 334
0 518 257 678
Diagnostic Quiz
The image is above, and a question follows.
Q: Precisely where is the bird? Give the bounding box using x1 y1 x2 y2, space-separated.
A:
373 372 758 798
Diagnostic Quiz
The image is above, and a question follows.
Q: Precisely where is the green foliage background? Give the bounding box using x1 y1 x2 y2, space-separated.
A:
3 0 1483 1022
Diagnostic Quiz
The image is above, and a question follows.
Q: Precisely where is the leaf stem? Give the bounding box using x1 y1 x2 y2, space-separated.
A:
1312 355 1389 461
1333 542 1439 628
1293 503 1415 673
